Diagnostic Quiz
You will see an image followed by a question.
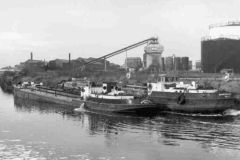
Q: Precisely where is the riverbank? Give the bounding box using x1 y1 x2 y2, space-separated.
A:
2 70 240 94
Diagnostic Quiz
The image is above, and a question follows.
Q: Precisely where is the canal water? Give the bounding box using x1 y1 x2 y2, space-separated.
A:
1 88 240 160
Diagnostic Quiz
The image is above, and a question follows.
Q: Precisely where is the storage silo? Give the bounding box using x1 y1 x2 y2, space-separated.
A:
179 58 183 70
174 57 181 71
196 60 201 69
165 57 173 71
161 57 165 71
188 61 192 70
182 57 189 71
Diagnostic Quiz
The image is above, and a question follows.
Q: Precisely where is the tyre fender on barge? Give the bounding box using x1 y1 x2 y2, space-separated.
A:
147 75 236 114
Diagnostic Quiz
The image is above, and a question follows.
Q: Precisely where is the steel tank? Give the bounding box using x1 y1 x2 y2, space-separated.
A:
164 57 173 71
173 57 180 71
201 21 240 73
182 57 189 71
161 57 165 71
196 61 201 69
188 61 192 70
179 58 183 70
201 39 240 73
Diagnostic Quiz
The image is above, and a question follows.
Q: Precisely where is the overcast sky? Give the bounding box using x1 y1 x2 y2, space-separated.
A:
0 0 238 68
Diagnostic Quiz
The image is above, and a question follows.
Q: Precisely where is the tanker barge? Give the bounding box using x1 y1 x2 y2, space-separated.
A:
147 75 236 114
13 79 157 113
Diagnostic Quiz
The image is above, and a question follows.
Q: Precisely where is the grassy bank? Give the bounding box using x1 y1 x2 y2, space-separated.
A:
2 70 240 94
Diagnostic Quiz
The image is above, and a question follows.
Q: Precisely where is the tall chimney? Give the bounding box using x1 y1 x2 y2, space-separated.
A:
69 53 71 67
31 52 33 60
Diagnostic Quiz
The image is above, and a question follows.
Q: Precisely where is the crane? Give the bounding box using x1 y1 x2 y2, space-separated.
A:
77 37 158 71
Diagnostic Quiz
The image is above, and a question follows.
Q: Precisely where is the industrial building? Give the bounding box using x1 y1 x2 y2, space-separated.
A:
125 57 142 70
48 53 72 70
48 59 69 69
72 57 111 71
71 57 103 69
16 52 47 72
143 39 164 70
201 21 240 73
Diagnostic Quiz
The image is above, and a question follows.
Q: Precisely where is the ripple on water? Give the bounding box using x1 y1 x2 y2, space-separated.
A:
70 154 90 159
0 144 46 160
162 111 224 117
3 92 240 159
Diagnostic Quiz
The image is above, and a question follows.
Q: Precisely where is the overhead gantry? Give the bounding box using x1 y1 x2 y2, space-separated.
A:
78 37 158 71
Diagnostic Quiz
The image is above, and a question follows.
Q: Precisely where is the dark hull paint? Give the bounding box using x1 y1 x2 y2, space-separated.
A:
148 91 236 113
14 87 83 107
84 97 157 113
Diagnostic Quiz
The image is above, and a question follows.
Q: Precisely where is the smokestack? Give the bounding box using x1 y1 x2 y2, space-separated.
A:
69 53 71 67
31 52 33 60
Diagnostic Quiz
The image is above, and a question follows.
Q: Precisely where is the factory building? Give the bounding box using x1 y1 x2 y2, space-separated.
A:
201 21 240 73
143 39 164 70
48 59 69 70
125 57 142 70
17 52 46 72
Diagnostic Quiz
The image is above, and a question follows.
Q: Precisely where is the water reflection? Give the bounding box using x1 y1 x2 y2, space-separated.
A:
14 97 75 114
158 112 240 156
14 97 157 136
12 97 240 159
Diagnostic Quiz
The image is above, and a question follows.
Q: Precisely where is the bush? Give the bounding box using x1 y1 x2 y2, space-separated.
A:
3 71 15 77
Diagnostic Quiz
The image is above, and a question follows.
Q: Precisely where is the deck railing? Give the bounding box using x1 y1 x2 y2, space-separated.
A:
201 35 240 41
19 85 81 99
209 21 240 29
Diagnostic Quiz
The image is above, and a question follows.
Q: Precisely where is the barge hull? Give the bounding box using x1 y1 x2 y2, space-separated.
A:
14 87 83 107
14 87 157 113
84 101 157 113
84 97 157 113
149 91 236 113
